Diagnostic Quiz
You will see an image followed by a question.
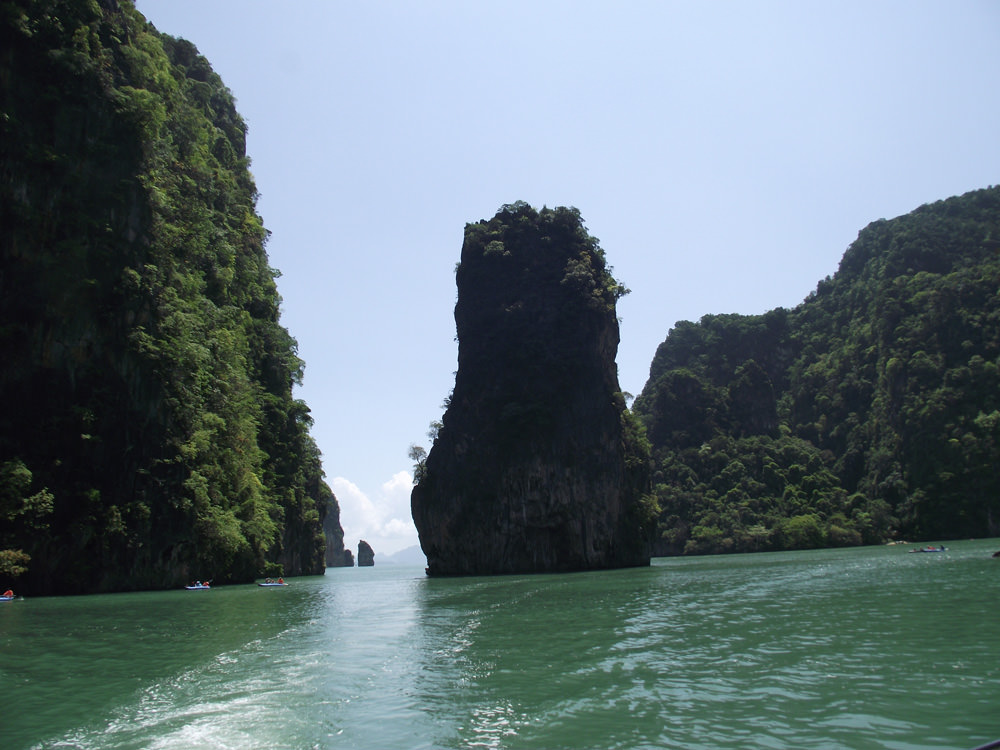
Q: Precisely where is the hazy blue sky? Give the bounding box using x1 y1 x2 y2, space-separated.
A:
135 1 999 556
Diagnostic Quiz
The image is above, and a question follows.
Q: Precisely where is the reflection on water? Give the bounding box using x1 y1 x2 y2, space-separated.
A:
2 541 998 750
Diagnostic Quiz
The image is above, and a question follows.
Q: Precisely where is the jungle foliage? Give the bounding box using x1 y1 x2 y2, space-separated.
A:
633 187 1000 555
0 0 339 593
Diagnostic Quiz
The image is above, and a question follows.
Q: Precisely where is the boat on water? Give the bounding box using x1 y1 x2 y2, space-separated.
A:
0 595 15 602
909 545 947 553
258 578 288 587
185 582 211 590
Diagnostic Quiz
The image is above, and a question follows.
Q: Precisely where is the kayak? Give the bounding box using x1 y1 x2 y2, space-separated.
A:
909 546 946 553
258 582 288 587
0 595 15 602
185 584 211 590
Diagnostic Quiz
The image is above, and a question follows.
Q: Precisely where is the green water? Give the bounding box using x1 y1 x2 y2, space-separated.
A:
1 541 998 749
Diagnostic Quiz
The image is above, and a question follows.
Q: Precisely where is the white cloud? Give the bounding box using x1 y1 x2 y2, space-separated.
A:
332 471 419 557
382 470 413 495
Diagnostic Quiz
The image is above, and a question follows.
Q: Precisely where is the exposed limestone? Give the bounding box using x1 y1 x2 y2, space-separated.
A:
357 540 375 567
324 495 354 567
411 203 655 576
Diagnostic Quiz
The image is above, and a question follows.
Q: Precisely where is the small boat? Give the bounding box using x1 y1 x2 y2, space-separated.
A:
0 595 15 602
258 579 288 587
185 582 211 590
909 545 946 553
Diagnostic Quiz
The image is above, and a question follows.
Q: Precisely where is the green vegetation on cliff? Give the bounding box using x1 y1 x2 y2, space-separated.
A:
633 187 1000 554
0 0 343 593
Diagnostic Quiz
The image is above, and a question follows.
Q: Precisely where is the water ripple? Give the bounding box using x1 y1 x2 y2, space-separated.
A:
7 543 1000 749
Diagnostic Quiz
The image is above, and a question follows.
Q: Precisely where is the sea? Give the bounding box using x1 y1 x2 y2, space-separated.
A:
1 539 998 749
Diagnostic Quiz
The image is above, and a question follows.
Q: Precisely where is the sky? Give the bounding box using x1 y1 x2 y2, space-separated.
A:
134 1 999 557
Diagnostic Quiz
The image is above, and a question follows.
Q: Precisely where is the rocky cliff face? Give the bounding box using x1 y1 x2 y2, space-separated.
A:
0 1 343 593
357 540 375 567
323 495 353 567
411 203 654 576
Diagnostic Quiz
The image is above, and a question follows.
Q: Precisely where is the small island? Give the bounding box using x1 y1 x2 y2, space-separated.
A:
411 203 658 576
357 540 375 567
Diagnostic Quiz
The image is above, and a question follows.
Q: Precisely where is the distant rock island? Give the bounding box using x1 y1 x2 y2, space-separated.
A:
380 545 427 566
357 540 375 567
324 501 354 567
411 203 658 576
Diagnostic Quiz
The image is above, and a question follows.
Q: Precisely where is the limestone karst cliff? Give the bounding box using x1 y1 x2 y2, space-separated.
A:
0 0 347 593
411 202 657 576
357 540 375 567
324 497 354 567
632 186 1000 554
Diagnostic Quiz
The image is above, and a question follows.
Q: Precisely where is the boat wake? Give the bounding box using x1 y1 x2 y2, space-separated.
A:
35 630 339 750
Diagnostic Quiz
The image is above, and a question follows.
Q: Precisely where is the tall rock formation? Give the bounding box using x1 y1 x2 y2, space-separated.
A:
0 1 345 593
357 540 375 567
411 202 656 576
324 495 354 567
